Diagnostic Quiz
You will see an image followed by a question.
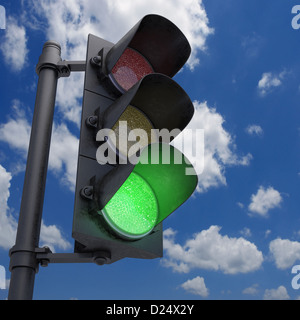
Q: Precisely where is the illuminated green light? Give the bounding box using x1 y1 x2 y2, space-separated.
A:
101 172 158 240
98 143 198 242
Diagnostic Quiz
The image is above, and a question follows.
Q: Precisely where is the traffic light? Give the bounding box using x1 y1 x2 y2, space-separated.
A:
72 14 198 264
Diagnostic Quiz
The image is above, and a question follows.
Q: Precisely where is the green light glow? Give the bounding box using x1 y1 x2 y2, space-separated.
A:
101 172 158 240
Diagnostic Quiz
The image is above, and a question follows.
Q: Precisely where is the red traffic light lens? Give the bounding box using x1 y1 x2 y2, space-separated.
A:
109 48 154 92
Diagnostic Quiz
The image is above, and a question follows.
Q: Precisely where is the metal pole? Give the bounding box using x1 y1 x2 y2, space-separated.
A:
8 41 62 300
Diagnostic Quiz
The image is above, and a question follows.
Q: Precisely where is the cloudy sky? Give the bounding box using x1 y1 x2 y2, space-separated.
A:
0 0 300 300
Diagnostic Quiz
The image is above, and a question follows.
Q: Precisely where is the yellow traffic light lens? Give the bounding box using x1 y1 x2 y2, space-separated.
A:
110 48 154 92
108 105 158 160
101 172 158 240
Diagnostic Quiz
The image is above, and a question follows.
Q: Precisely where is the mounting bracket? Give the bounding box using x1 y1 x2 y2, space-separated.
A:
35 247 111 267
57 60 86 77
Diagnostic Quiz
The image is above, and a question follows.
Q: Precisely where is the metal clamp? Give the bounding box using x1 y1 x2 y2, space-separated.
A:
9 246 40 273
35 41 86 78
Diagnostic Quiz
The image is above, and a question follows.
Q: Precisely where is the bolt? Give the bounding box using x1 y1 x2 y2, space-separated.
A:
80 186 94 200
93 251 111 266
90 56 102 68
86 115 98 128
62 67 68 73
83 187 92 197
40 260 49 268
94 257 107 266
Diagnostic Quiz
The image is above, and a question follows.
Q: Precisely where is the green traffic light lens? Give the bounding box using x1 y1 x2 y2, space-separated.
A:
101 172 158 240
98 143 198 242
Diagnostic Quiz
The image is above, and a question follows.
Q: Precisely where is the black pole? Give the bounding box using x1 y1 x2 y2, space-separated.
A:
8 41 62 300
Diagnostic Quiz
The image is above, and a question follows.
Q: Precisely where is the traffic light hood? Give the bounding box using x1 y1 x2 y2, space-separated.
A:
73 15 196 261
104 14 191 91
101 73 194 139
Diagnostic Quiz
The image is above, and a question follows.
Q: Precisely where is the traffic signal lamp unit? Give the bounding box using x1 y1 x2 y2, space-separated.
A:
72 14 198 264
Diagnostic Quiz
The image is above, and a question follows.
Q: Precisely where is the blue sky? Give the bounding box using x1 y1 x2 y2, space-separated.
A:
0 0 300 300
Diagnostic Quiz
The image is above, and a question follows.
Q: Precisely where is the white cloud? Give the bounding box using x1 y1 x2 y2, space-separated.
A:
0 17 28 71
248 186 282 217
246 125 263 136
55 74 84 127
49 123 79 190
242 284 259 296
28 0 213 68
240 227 252 238
0 5 5 29
258 71 285 96
263 286 290 300
269 238 300 269
26 0 213 125
241 33 264 59
161 226 263 275
0 165 17 250
40 221 72 252
237 202 244 209
0 105 79 190
0 164 71 251
265 230 272 238
0 118 31 157
174 101 252 193
181 276 209 298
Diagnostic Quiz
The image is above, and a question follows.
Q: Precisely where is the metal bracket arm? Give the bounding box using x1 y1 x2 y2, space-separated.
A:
57 60 86 77
36 247 111 267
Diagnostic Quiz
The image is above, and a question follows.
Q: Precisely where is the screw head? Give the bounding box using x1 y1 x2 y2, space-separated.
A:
90 56 102 68
93 257 107 266
86 115 98 128
80 186 94 200
40 260 49 267
93 251 111 266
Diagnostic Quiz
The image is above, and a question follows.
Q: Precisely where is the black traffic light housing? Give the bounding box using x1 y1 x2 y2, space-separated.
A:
72 14 197 264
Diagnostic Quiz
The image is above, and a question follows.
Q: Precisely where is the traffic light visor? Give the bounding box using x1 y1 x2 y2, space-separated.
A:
102 74 195 161
105 14 191 93
99 143 198 240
